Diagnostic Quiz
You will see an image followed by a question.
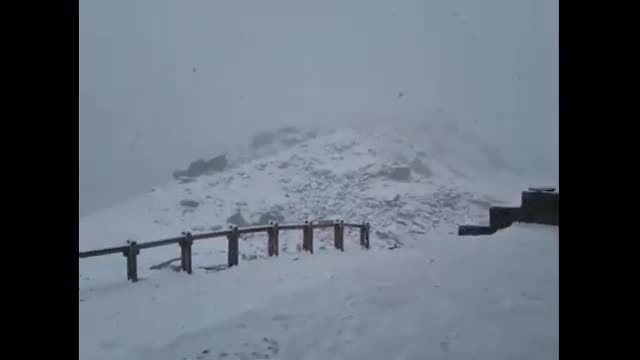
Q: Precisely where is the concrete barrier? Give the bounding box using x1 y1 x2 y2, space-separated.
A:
458 225 497 236
521 190 559 226
458 188 558 236
489 206 522 230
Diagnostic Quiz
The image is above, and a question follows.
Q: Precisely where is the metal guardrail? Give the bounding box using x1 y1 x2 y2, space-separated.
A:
79 220 371 282
78 245 129 259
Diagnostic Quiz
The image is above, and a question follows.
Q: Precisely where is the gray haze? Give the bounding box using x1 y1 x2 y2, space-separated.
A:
80 0 558 216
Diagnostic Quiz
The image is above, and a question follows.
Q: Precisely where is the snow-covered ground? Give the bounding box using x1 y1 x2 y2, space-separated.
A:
80 128 558 360
80 224 558 360
80 128 530 281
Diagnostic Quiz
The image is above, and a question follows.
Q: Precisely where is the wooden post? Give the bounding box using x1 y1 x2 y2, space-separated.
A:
303 221 309 252
227 226 239 267
180 232 193 274
180 233 186 271
273 222 279 256
124 241 139 282
267 222 276 257
303 221 314 253
360 222 367 249
267 222 280 257
334 220 344 251
364 222 371 249
308 221 314 254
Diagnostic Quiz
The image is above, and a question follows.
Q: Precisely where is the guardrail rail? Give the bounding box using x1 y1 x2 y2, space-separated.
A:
79 220 371 282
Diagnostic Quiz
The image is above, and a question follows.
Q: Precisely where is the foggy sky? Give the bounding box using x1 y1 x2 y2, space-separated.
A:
80 0 558 216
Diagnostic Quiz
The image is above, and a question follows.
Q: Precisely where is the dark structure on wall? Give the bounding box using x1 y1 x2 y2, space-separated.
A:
459 187 559 236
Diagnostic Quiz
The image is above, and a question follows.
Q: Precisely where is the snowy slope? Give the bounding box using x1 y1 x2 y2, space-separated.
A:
80 224 558 360
79 127 530 285
79 128 557 360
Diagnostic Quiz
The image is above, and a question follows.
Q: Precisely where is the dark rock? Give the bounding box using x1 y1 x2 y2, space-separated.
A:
180 200 200 208
201 154 228 173
387 167 412 181
227 211 248 227
172 170 189 179
185 160 207 177
410 158 432 177
173 154 228 179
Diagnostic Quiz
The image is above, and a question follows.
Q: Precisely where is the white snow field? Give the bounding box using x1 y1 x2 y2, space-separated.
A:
80 129 558 360
80 224 558 360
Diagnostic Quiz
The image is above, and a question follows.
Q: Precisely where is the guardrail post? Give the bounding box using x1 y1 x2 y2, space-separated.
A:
303 221 314 253
303 221 309 252
180 232 194 274
334 220 344 251
309 221 314 254
360 222 369 249
365 222 371 249
227 226 239 267
123 241 139 282
267 222 279 257
274 222 279 256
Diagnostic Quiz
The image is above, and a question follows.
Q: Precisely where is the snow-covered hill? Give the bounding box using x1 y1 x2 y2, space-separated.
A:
80 127 535 284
